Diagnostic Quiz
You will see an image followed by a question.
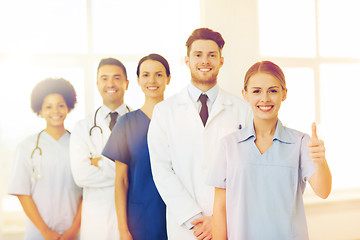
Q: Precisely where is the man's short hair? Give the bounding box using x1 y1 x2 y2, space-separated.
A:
97 58 127 79
185 28 225 56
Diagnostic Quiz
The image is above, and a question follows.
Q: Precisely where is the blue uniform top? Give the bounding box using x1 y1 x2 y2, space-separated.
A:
102 109 167 240
207 120 316 240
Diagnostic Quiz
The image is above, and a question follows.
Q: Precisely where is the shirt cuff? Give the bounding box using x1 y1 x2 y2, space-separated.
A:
184 213 203 230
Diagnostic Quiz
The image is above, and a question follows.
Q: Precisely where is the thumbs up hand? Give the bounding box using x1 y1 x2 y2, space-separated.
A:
307 122 326 163
307 122 332 199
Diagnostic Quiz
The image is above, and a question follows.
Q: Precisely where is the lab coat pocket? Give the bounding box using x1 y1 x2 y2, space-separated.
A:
128 202 145 239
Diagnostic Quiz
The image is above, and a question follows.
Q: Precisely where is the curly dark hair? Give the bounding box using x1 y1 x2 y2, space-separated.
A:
31 78 77 115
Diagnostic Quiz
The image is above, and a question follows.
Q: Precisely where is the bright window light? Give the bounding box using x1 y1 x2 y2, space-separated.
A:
0 0 87 54
318 0 360 58
258 0 316 57
91 0 199 56
320 63 360 189
279 68 315 134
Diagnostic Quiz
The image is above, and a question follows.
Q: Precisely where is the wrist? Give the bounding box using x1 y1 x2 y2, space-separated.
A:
315 158 328 166
118 225 130 234
185 213 203 229
40 226 53 237
67 225 79 236
38 222 50 233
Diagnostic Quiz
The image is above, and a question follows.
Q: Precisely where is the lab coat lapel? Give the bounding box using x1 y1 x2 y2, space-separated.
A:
207 89 231 126
175 87 192 106
175 88 204 128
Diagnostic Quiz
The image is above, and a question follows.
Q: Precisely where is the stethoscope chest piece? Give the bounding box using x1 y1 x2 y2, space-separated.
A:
89 107 103 136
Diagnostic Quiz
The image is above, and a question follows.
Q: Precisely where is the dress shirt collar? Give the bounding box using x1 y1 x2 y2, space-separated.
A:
187 83 219 104
101 104 129 120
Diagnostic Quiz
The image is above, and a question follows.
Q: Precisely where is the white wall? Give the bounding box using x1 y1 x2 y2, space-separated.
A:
200 0 261 97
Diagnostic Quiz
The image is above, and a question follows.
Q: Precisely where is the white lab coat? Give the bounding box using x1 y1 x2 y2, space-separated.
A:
70 104 129 240
148 86 252 239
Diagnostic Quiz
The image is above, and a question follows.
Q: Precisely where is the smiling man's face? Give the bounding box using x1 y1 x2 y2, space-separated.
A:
185 39 224 90
97 64 129 110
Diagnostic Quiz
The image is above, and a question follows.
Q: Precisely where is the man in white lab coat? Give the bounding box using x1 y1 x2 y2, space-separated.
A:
148 28 252 240
70 58 130 240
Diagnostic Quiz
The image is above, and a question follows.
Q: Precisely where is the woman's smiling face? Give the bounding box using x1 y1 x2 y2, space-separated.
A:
40 93 69 128
137 59 170 99
243 72 287 122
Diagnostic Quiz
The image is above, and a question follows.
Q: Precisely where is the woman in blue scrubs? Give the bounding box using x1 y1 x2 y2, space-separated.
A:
102 54 170 240
209 61 332 240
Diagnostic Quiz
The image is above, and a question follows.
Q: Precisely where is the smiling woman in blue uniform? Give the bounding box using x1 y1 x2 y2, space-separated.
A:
8 78 82 240
102 54 170 240
209 61 332 240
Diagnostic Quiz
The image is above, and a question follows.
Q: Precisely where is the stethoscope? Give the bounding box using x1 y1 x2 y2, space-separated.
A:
88 105 130 158
30 129 70 181
89 105 131 136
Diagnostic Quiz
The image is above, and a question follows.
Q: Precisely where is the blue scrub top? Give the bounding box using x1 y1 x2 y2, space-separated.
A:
208 120 316 240
103 109 167 240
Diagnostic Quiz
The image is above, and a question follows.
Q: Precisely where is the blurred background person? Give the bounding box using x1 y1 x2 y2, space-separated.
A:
8 78 82 240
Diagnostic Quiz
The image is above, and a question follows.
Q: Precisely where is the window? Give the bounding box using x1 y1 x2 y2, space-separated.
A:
258 0 360 190
0 0 87 54
258 0 316 58
318 0 360 58
279 67 315 132
320 63 360 188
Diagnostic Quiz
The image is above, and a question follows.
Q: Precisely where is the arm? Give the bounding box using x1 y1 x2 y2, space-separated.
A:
70 121 115 188
212 188 227 240
59 198 82 240
148 106 202 226
115 161 133 240
17 195 61 240
308 123 332 199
